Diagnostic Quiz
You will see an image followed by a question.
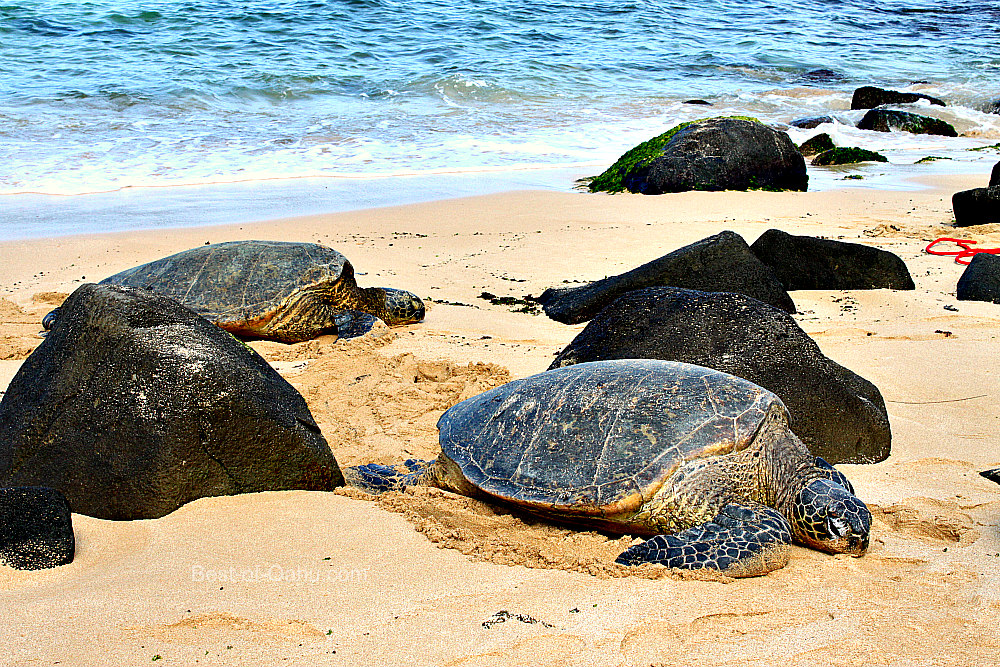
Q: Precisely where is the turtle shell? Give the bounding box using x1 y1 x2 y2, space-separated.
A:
437 359 784 516
99 241 350 326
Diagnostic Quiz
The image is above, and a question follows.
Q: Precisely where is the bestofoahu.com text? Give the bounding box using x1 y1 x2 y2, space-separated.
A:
191 563 370 584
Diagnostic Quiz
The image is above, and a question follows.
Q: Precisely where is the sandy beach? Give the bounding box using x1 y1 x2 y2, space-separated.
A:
3 176 1000 666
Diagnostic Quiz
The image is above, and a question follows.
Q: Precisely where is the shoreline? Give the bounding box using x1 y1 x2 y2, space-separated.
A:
0 148 996 242
3 180 1000 665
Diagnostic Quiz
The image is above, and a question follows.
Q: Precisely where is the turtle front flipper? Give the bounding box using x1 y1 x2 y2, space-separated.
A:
343 459 432 493
615 503 793 577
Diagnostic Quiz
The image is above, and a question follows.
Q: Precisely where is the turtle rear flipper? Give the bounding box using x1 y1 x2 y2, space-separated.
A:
615 503 792 577
343 459 432 493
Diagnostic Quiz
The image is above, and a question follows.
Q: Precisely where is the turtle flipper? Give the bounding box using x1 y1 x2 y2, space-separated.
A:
343 459 432 493
615 503 793 577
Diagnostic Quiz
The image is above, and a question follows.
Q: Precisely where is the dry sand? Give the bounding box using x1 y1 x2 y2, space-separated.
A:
2 176 1000 666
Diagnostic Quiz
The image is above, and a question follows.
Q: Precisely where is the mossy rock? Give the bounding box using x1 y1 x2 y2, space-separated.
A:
857 109 957 137
812 147 888 166
588 116 759 193
798 133 835 157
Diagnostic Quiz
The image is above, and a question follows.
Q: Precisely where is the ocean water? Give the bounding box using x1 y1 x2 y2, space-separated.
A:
1 0 999 237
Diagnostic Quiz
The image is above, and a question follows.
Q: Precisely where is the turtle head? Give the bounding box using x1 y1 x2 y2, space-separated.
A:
381 288 425 325
791 478 870 556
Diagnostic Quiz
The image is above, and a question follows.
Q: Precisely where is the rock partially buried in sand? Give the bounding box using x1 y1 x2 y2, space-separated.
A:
0 486 74 570
857 109 957 137
750 228 914 290
982 469 1000 485
0 284 343 520
952 186 1000 227
956 253 1000 304
536 230 794 324
588 117 807 194
43 240 425 344
549 287 892 464
850 86 946 110
346 359 871 577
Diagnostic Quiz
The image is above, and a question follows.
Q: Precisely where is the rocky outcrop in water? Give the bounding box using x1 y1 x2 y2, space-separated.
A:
790 116 835 129
750 228 914 291
797 133 835 156
952 186 1000 227
549 287 892 464
0 486 74 570
857 109 957 137
0 284 343 520
811 147 888 166
537 230 794 324
850 86 946 110
956 253 1000 304
588 118 808 194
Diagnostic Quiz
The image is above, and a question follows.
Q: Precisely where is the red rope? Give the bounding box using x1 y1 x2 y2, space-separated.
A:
925 237 1000 265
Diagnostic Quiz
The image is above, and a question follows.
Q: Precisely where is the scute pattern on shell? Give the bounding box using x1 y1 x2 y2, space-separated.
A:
99 241 349 325
436 359 781 512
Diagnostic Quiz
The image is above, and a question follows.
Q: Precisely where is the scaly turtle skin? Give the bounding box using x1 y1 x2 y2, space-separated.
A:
42 240 424 343
346 359 871 577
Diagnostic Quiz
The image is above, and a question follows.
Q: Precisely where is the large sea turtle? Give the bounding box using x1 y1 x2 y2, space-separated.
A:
42 240 424 343
347 359 871 577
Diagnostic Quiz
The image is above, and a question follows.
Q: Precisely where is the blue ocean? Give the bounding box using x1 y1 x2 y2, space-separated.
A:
1 0 999 237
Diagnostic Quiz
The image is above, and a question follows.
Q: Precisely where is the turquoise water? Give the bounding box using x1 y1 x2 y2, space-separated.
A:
1 0 999 236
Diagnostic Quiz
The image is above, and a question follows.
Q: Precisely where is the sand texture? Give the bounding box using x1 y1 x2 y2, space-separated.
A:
2 179 1000 666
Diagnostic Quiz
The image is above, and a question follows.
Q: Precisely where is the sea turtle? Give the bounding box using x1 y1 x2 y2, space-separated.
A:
346 359 871 577
42 240 424 343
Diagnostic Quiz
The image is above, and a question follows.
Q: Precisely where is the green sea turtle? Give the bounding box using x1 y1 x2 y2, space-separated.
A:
42 240 424 343
347 359 870 577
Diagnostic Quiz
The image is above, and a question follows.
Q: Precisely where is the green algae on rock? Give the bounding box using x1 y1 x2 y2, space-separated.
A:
812 147 888 166
588 116 759 193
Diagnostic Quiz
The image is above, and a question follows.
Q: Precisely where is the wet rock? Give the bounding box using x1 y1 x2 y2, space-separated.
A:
956 253 1000 304
850 86 946 110
952 186 1000 227
0 487 74 570
537 230 795 324
588 118 807 194
750 228 914 290
683 99 712 105
991 161 999 187
797 133 835 157
811 147 888 166
550 287 891 464
0 284 343 520
790 116 835 129
857 109 957 137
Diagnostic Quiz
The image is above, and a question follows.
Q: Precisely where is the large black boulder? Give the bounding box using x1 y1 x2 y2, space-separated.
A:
0 284 343 520
589 118 807 194
956 253 1000 304
537 230 795 324
0 486 74 570
857 109 957 137
990 161 999 187
850 86 946 110
750 229 915 291
952 186 1000 227
549 287 891 464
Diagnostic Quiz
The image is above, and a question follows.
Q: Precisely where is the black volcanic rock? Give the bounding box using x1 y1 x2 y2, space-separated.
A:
0 487 74 570
750 229 914 290
956 253 1000 304
589 118 807 194
798 133 836 157
952 186 1000 227
991 161 999 187
851 86 946 110
857 109 957 137
0 284 343 520
537 230 794 324
790 116 836 129
811 147 888 166
550 287 891 464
